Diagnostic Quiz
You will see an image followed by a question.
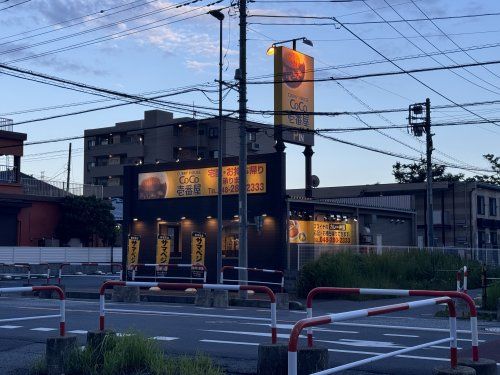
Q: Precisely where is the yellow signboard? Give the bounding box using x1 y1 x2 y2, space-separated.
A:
138 163 266 200
274 46 314 146
289 220 353 244
156 234 171 270
191 232 206 265
127 235 141 269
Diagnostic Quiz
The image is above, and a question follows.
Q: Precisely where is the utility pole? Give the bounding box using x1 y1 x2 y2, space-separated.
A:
66 142 72 192
237 0 248 288
425 98 434 248
208 9 225 283
408 99 433 248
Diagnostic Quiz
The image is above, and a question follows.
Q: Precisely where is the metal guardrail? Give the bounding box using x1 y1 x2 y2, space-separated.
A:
288 297 457 375
98 281 278 343
0 164 17 183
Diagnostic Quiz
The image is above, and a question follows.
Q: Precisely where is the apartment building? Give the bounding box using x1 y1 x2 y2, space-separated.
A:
84 110 275 198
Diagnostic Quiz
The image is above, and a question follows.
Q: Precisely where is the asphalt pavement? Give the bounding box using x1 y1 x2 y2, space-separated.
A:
0 287 498 375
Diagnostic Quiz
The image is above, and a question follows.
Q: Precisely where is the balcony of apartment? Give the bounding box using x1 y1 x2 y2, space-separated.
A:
87 163 124 178
0 165 22 194
86 135 144 157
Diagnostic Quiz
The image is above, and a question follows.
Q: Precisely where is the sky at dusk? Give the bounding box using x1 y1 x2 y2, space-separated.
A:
1 0 499 189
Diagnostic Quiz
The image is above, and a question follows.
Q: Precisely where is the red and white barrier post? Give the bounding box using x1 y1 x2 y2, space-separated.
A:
305 287 479 362
220 266 285 292
289 297 457 375
0 286 65 336
99 281 277 343
456 266 468 294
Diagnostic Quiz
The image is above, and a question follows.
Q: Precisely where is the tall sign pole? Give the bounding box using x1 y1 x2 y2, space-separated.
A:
66 142 72 192
238 0 248 287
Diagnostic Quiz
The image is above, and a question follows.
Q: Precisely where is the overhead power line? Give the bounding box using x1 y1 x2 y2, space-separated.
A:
247 11 500 24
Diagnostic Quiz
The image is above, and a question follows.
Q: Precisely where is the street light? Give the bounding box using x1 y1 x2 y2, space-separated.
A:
266 37 313 55
209 8 225 283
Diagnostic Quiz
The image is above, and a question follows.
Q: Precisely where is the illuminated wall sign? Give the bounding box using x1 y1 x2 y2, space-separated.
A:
138 163 266 200
289 220 354 244
274 46 314 146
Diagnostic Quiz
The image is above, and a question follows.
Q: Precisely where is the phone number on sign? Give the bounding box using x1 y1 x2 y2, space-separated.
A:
222 182 265 194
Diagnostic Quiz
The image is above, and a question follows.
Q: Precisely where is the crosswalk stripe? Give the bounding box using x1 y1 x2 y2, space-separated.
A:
30 328 56 332
0 325 21 329
68 330 88 334
152 336 177 341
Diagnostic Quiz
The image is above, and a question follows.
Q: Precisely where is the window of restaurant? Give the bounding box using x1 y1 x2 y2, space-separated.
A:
158 222 182 258
222 222 239 259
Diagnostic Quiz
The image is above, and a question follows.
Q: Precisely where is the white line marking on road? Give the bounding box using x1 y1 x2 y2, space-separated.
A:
68 330 88 334
0 325 21 329
202 329 298 339
200 339 258 346
384 334 419 338
326 348 449 362
116 333 132 337
30 328 56 332
195 307 214 310
241 322 359 334
152 336 178 341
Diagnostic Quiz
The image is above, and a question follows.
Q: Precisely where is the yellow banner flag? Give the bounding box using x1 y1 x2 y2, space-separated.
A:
156 234 171 271
127 235 141 269
191 232 206 279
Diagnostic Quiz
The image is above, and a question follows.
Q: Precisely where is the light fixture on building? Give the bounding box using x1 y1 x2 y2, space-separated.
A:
197 155 202 161
261 213 267 217
155 159 160 164
108 154 112 158
207 215 212 219
133 218 138 222
176 158 180 163
108 176 112 179
180 216 186 220
353 218 358 222
156 217 162 221
178 147 183 151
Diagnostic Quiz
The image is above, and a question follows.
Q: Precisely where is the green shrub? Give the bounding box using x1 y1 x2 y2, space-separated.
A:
297 250 488 298
30 333 224 375
484 282 500 311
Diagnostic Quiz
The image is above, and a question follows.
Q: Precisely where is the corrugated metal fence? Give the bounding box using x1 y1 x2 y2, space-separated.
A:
0 247 122 264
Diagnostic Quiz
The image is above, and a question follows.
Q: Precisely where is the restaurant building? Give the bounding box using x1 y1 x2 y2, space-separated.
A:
122 151 415 282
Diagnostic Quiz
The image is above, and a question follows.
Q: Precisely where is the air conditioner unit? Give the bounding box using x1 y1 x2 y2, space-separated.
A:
248 142 260 151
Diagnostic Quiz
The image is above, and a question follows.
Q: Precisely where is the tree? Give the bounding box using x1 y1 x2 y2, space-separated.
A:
472 154 500 186
56 196 116 246
392 158 464 183
392 154 500 186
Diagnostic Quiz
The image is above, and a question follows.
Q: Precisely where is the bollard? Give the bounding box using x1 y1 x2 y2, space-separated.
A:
433 365 476 375
46 335 77 375
195 289 213 307
257 344 328 375
111 285 139 303
257 343 287 375
275 293 289 310
458 359 497 375
212 290 229 308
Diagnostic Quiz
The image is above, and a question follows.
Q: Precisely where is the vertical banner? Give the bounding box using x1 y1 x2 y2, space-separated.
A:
156 234 171 271
191 232 206 279
127 235 141 270
274 46 314 146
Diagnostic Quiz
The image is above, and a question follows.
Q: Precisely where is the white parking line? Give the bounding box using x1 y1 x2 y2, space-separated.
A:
152 336 178 341
0 325 21 329
202 329 301 339
200 339 258 346
241 322 359 334
30 328 56 332
326 348 449 362
68 330 88 334
384 334 419 338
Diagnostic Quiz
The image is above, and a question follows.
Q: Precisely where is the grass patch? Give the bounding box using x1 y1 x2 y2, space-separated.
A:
297 250 496 298
484 281 500 311
31 333 224 375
